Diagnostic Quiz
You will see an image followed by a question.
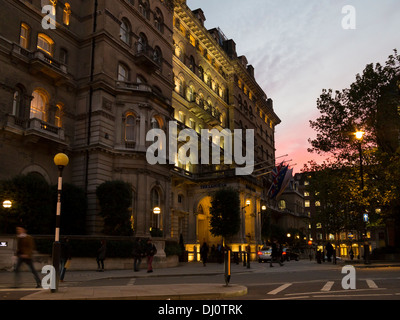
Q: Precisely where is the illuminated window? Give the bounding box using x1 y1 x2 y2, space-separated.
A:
305 200 310 208
30 90 48 120
55 104 62 127
63 3 71 26
20 23 30 49
37 34 54 56
278 200 286 210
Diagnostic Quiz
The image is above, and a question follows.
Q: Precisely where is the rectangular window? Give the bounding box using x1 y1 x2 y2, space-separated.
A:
20 23 30 49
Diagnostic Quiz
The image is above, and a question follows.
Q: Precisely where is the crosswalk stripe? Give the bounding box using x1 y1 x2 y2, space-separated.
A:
267 283 292 295
321 281 334 292
366 279 378 289
127 278 136 286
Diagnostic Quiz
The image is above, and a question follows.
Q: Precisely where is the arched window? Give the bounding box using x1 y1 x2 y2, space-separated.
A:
151 116 161 129
153 46 162 65
150 187 161 229
63 3 71 26
154 8 164 33
120 19 131 44
139 0 150 20
12 91 20 116
37 33 54 56
125 114 136 142
30 90 48 121
136 75 147 83
137 33 148 53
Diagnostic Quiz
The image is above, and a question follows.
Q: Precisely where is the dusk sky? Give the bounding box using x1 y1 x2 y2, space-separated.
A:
187 0 400 173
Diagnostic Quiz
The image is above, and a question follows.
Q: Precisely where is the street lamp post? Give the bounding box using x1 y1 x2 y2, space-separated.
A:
52 153 69 293
354 131 369 264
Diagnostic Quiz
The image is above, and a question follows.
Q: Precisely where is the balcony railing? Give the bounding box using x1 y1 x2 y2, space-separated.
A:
26 118 65 141
134 42 162 72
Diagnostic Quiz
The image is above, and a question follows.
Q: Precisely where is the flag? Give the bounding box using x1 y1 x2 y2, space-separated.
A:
276 167 293 199
267 162 289 199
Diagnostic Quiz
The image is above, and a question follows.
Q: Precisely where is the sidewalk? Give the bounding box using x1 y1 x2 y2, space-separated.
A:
1 259 398 300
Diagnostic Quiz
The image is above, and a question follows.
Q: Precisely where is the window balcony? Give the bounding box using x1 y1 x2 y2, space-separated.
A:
134 43 162 72
3 115 66 144
9 43 70 82
187 94 221 126
25 118 65 142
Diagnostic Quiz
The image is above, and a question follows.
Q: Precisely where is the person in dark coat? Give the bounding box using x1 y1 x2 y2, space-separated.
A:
200 241 209 266
146 238 157 273
14 227 41 288
96 240 106 272
270 239 283 267
326 242 334 262
132 238 144 272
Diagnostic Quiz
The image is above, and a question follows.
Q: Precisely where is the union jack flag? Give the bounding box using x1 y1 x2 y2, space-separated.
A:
268 162 290 199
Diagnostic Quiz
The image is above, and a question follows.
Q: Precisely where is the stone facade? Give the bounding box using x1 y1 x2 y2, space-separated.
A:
0 0 281 251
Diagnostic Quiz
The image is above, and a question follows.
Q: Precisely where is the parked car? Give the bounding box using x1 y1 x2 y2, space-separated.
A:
282 248 299 261
257 247 272 262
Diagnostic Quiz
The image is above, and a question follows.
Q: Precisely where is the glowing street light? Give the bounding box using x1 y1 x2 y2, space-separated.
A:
2 200 12 209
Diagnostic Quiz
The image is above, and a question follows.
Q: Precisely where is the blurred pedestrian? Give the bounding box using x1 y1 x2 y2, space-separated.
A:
132 238 144 272
326 242 334 262
96 240 106 272
60 237 72 281
200 240 209 267
14 226 41 288
146 238 157 273
270 239 283 267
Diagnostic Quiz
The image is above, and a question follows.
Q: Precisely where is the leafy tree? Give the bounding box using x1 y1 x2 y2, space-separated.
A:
0 174 53 234
51 183 87 235
209 187 241 244
306 50 400 245
96 180 133 236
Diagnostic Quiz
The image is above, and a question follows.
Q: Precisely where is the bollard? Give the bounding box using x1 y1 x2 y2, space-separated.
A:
224 249 231 286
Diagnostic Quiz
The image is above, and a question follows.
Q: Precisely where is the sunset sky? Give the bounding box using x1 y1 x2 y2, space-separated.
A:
187 0 400 173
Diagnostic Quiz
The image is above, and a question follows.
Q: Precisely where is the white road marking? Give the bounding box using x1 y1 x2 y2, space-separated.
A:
267 283 292 295
366 279 378 289
127 278 136 286
321 281 334 292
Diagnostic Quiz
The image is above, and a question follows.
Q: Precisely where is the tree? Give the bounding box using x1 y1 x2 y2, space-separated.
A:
0 174 53 234
51 183 87 235
209 187 241 243
96 180 133 236
307 50 400 245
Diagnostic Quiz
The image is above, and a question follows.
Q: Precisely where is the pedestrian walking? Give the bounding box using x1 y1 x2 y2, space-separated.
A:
14 226 41 288
270 239 283 267
145 238 157 273
326 242 334 262
200 240 209 266
60 237 72 281
132 238 144 272
96 240 106 272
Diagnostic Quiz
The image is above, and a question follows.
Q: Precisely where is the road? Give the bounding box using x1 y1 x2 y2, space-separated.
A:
1 261 400 300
